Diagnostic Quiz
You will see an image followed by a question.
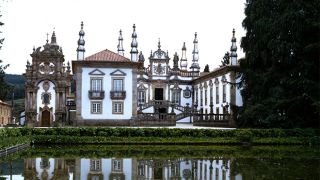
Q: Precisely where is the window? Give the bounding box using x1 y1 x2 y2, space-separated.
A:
216 86 219 104
91 78 102 91
210 88 213 105
195 89 198 105
200 89 203 106
113 102 123 114
172 91 180 105
171 163 180 177
90 159 101 171
171 84 181 105
112 159 122 172
113 79 123 91
223 85 226 103
138 91 146 105
91 102 102 114
138 164 145 176
204 89 207 106
216 107 219 114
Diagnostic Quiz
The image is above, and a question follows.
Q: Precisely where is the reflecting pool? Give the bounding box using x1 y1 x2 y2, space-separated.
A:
0 145 319 179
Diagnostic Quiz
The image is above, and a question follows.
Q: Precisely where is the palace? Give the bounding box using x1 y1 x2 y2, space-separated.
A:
24 22 242 127
22 157 242 180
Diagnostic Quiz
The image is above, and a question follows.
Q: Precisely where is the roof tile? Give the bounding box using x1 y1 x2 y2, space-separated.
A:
85 49 130 62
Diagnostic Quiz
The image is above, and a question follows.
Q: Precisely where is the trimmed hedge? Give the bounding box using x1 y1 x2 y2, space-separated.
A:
1 127 318 138
0 128 319 147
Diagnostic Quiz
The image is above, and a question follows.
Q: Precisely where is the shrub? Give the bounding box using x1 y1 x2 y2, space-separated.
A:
235 129 253 143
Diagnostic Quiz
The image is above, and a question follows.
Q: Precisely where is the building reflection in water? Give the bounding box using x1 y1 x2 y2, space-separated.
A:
21 157 242 180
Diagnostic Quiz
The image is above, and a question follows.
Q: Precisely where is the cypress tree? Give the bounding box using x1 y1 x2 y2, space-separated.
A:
239 0 320 128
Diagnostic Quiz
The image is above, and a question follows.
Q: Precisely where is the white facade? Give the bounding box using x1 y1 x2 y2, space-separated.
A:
81 68 134 120
193 66 243 118
72 23 243 126
36 80 56 122
80 158 132 180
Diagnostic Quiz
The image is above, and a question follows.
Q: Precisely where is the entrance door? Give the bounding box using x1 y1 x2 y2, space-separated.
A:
41 110 50 127
154 167 163 179
155 88 163 100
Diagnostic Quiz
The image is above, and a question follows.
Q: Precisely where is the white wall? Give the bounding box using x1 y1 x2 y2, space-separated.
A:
80 158 132 180
35 158 55 180
81 68 133 120
36 81 56 121
195 72 233 114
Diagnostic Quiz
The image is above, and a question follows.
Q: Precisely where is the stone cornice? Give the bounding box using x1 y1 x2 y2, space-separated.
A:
192 65 239 84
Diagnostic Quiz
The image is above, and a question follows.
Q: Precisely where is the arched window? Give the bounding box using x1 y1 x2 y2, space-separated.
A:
171 84 182 105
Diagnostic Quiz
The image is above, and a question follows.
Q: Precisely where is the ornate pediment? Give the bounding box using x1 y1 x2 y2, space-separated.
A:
110 69 126 76
89 69 105 75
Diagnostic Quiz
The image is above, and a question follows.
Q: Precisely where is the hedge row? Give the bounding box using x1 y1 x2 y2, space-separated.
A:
0 127 319 138
15 145 320 160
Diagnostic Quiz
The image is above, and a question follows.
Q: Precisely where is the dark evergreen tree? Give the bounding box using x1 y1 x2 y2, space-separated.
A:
221 52 230 67
0 12 9 100
203 64 209 72
239 0 320 128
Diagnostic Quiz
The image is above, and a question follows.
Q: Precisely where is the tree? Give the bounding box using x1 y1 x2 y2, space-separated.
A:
203 64 210 72
221 52 230 67
0 11 9 100
238 0 320 128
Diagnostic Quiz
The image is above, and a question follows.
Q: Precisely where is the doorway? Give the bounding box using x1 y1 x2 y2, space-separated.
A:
155 88 164 100
41 110 50 127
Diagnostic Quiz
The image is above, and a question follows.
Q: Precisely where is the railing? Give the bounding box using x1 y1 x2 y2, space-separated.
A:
110 91 126 100
137 113 176 121
134 112 176 126
88 90 105 100
176 112 192 121
179 70 199 77
139 100 171 110
193 113 231 121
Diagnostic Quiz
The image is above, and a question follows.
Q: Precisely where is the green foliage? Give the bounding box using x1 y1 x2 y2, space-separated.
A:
239 0 320 128
221 52 230 67
1 128 319 147
0 11 9 100
203 64 209 72
235 129 253 143
0 136 30 150
4 74 26 100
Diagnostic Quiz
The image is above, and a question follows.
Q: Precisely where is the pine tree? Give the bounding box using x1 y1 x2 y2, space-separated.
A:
238 0 320 128
221 52 230 67
0 12 9 100
203 64 210 72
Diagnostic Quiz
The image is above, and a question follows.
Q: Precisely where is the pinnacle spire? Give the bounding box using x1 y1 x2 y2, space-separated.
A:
117 29 124 56
230 28 238 65
158 38 161 49
173 52 179 70
46 33 49 44
180 42 188 70
130 24 138 61
50 30 57 45
190 32 200 73
77 21 85 60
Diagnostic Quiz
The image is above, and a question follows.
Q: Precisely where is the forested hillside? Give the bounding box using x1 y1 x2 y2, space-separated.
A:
4 74 25 100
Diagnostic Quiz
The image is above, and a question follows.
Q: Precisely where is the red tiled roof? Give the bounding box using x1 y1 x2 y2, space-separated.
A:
85 49 130 62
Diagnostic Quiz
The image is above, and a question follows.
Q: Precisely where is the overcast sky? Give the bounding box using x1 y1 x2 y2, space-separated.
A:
0 0 246 74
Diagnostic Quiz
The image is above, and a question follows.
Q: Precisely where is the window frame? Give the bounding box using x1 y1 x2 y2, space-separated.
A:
112 77 124 92
223 84 227 103
112 101 124 114
90 159 102 171
91 101 102 114
112 159 123 172
90 77 103 92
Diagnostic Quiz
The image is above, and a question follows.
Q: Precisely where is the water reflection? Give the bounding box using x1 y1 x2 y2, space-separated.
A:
22 157 237 180
1 145 319 180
